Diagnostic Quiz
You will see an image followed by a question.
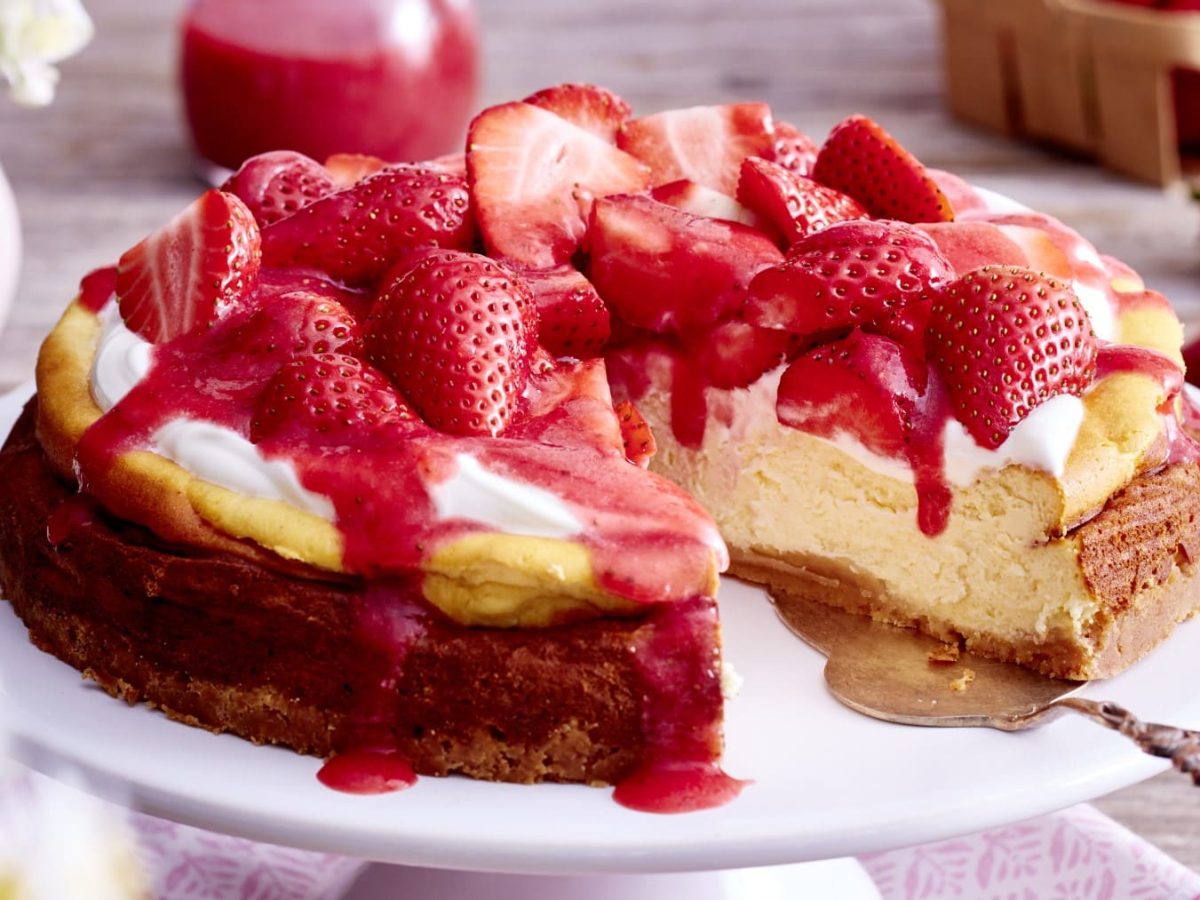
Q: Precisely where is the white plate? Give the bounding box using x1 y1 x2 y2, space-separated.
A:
0 383 1193 875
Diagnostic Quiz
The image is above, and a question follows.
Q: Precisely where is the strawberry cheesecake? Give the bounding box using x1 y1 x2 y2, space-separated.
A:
2 82 1197 816
590 107 1200 680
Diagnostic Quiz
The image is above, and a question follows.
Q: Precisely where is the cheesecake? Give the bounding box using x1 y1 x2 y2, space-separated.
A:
599 111 1200 680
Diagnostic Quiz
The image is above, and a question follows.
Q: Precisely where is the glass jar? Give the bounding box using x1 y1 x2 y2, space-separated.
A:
180 0 479 176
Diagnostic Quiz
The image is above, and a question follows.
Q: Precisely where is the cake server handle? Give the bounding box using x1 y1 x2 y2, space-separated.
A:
1051 697 1200 785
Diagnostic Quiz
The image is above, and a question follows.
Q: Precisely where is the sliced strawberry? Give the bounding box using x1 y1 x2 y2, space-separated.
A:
776 330 926 458
617 102 775 196
524 82 633 142
250 352 418 444
261 165 475 285
588 193 783 334
428 152 468 178
467 101 650 268
365 250 535 436
615 399 656 467
324 153 389 188
221 151 335 226
650 179 761 228
927 266 1098 449
769 121 819 175
521 266 611 358
746 220 952 350
694 319 802 389
812 115 954 223
736 157 867 245
117 190 261 344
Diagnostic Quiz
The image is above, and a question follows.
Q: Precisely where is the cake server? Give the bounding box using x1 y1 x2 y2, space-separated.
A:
770 590 1200 785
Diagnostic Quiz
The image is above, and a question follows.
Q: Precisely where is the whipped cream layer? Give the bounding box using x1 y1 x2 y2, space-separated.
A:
716 364 1085 492
88 303 584 541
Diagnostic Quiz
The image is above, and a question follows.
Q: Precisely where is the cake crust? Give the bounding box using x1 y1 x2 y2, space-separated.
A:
0 402 726 785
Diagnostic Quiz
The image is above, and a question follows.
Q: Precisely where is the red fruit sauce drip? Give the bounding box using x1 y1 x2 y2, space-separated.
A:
317 750 416 795
670 353 709 450
77 267 117 313
46 495 96 547
903 374 954 538
613 597 747 814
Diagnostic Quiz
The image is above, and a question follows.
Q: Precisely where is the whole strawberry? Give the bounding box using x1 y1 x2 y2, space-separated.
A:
745 220 952 349
812 115 953 224
927 266 1098 449
251 352 419 444
117 190 261 343
261 164 476 285
233 291 363 361
221 151 335 226
366 250 536 437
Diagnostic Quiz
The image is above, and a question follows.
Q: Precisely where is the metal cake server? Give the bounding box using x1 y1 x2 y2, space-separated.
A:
770 590 1200 784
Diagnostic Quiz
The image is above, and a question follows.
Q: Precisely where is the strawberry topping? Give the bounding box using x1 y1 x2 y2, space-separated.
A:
812 115 954 224
589 193 783 334
927 266 1098 450
323 153 389 189
221 151 335 226
694 319 802 389
524 82 633 142
617 102 775 196
615 399 657 467
776 330 953 535
365 250 535 436
650 179 761 229
521 266 611 358
736 157 867 246
251 352 418 444
745 220 952 350
261 164 475 285
117 189 261 344
769 122 819 175
467 101 649 268
238 291 363 358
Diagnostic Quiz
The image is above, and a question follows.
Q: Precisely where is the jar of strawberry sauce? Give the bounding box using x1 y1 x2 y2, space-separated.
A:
180 0 478 177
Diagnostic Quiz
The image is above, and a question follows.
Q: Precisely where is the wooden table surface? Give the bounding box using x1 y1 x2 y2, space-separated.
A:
1 0 1198 872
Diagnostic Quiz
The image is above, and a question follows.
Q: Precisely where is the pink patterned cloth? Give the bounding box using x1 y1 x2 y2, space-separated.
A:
5 768 1200 898
127 803 1200 899
861 805 1200 900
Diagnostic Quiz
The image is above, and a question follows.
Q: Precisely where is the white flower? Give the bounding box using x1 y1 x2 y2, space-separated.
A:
0 0 93 106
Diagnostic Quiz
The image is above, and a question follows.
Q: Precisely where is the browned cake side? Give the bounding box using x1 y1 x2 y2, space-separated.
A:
731 463 1200 681
0 403 722 785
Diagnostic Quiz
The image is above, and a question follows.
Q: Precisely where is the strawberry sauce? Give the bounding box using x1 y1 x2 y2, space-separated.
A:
180 0 478 172
77 267 117 313
613 597 746 814
46 495 96 547
317 750 417 795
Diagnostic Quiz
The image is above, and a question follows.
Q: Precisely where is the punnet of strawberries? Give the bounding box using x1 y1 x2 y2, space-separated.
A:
110 81 1103 458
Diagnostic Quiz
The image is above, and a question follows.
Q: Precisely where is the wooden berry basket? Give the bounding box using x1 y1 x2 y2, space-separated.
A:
933 0 1200 188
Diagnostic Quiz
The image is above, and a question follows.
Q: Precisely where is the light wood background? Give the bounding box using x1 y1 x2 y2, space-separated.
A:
1 0 1197 871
